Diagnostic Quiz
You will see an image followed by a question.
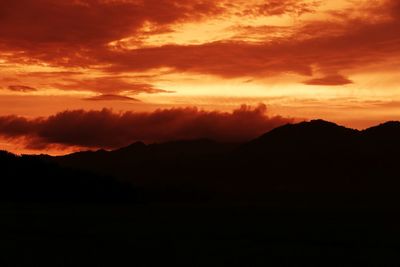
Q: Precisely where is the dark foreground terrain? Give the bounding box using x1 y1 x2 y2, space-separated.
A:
4 203 400 266
3 120 400 266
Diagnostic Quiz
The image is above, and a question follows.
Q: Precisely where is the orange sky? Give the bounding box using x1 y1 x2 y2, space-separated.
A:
1 0 400 154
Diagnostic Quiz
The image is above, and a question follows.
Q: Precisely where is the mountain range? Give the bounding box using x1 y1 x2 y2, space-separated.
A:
2 119 400 204
4 119 400 266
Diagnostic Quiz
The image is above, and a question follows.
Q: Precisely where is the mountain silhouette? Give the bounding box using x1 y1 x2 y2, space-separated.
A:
250 119 357 143
3 119 400 203
23 119 396 202
0 150 135 202
361 121 400 148
4 120 400 266
238 119 359 159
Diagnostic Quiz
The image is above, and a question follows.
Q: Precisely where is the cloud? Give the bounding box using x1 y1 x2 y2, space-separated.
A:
0 104 293 149
303 74 353 86
51 77 170 94
98 41 314 77
0 0 222 58
19 71 84 78
250 0 319 16
0 0 312 51
84 94 140 101
0 0 221 42
92 0 400 80
1 0 399 87
6 85 37 92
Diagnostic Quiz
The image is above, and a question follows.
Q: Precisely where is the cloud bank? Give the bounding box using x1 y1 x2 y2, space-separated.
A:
0 104 293 150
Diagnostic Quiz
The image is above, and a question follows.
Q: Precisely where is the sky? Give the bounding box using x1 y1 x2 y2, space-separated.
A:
0 0 400 154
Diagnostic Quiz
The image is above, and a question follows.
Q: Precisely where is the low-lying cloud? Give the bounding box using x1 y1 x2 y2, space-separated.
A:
0 104 294 150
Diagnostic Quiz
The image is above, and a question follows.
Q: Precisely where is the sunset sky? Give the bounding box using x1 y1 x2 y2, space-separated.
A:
1 0 400 154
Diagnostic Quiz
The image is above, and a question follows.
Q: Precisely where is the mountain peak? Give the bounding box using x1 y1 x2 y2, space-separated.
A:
362 121 400 141
307 119 340 127
240 119 358 155
256 119 356 140
114 141 147 154
365 121 400 130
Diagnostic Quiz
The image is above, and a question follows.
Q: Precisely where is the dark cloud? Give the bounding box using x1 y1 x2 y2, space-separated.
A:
0 0 222 45
1 0 398 85
0 104 293 149
0 0 223 67
7 85 37 92
98 41 314 77
251 0 319 16
0 115 38 136
51 77 170 94
303 74 353 86
94 0 400 81
84 94 139 101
